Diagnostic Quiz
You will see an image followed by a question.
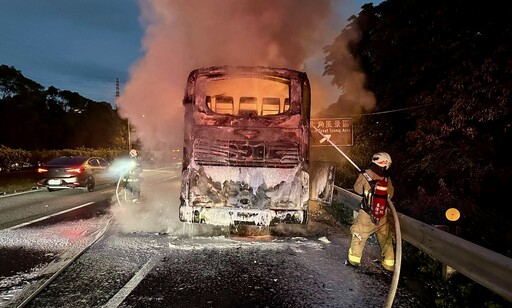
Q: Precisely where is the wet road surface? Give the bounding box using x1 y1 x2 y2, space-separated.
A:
1 166 423 307
26 225 423 308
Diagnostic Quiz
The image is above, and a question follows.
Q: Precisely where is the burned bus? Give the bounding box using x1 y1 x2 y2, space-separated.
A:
179 66 311 226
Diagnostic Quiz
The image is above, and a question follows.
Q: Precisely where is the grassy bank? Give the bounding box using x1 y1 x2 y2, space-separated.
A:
0 170 39 194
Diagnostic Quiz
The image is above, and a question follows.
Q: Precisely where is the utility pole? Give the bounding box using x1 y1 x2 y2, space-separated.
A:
115 78 130 151
115 77 120 98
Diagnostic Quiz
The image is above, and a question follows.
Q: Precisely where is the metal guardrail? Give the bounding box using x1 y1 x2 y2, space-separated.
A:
333 186 512 302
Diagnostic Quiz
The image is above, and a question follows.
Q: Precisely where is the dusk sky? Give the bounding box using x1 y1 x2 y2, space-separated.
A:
0 0 382 149
0 0 142 103
0 0 379 104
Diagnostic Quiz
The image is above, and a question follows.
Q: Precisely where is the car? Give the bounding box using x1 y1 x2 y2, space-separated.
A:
36 156 114 192
171 148 181 161
10 161 33 171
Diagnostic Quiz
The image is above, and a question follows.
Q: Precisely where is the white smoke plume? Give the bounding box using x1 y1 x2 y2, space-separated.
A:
116 0 373 151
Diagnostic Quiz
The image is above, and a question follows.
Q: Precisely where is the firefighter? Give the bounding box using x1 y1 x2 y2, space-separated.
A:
348 152 395 272
125 149 143 202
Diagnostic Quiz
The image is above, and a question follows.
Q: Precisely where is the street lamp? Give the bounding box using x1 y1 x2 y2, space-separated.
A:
127 121 131 151
127 114 145 151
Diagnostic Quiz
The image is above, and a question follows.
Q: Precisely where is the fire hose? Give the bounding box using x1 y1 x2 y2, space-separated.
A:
112 158 138 207
115 173 127 206
313 126 401 308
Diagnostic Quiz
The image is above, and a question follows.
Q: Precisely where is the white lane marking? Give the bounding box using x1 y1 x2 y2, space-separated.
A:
0 188 43 198
142 168 178 173
103 255 161 307
4 202 95 231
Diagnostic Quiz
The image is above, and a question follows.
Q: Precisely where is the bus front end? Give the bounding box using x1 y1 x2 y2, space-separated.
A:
179 66 311 227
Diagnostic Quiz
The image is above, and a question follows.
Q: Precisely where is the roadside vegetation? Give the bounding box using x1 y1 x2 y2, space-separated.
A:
314 0 511 259
320 1 511 305
0 169 37 194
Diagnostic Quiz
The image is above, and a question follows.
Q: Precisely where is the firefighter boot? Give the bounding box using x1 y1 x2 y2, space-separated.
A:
381 259 395 272
347 248 361 267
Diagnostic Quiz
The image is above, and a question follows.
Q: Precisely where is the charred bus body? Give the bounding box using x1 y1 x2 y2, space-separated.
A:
179 66 311 226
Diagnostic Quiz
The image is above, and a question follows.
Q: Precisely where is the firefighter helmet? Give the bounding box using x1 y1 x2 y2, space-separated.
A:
372 152 392 170
129 149 138 158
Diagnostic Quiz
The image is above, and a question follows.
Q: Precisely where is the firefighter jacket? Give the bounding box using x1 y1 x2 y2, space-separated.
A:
353 166 394 200
125 157 143 180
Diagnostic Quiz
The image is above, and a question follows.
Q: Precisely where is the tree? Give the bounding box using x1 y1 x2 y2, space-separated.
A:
323 0 512 254
0 65 48 149
0 65 44 99
0 64 128 150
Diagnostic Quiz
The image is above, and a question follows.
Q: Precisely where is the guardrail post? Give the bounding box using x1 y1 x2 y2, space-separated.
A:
435 224 463 281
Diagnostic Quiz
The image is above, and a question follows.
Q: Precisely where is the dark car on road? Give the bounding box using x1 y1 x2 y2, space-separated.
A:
37 156 114 192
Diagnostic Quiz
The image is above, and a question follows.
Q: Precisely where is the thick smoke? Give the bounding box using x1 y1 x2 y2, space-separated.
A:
113 0 375 234
116 0 372 151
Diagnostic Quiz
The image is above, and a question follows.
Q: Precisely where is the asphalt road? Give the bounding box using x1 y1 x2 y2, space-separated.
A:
1 165 423 307
28 230 424 308
0 182 116 230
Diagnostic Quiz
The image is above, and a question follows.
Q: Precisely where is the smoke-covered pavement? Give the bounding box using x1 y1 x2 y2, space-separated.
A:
13 167 423 307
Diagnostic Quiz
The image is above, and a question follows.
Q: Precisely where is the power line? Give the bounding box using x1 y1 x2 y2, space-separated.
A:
334 101 445 117
359 102 443 116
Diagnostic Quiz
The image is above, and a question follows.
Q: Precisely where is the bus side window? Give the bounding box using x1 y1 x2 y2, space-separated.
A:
262 97 280 115
239 96 258 116
206 96 212 110
215 96 234 115
284 98 291 111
